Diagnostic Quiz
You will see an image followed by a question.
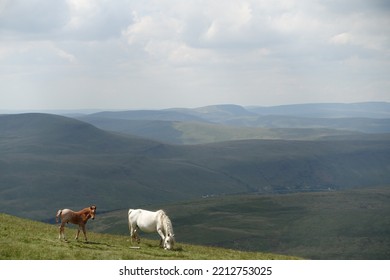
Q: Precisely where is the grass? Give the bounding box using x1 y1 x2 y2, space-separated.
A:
0 213 298 260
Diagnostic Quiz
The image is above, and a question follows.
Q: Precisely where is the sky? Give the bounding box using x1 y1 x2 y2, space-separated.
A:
0 0 389 111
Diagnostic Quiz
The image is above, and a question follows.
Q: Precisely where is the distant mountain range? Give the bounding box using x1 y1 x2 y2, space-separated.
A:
1 102 389 220
77 102 390 144
246 102 390 118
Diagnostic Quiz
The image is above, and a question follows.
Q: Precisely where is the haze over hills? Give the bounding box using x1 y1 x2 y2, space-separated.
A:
78 102 390 144
247 102 390 118
1 102 390 259
1 104 390 220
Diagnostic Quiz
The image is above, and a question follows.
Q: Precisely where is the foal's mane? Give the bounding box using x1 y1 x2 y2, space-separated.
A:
78 207 91 214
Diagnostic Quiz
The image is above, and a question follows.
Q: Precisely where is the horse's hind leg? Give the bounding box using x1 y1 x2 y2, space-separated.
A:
129 224 135 243
130 224 140 244
131 230 140 244
134 227 140 244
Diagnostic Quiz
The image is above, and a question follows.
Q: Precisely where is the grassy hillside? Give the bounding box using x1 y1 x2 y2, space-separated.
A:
0 213 297 260
0 113 159 154
89 187 390 260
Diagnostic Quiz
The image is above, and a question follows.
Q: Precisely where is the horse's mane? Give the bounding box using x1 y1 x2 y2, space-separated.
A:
159 210 174 236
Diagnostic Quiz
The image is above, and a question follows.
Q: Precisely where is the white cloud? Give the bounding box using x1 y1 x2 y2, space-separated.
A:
202 2 253 40
123 13 183 46
65 0 99 30
0 41 77 65
0 0 389 110
330 32 354 45
54 47 77 64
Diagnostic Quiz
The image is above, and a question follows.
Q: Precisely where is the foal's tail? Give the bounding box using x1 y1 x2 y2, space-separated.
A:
56 209 62 223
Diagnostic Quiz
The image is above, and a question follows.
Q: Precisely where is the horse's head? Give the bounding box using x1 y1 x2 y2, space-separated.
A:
164 233 175 250
90 205 97 220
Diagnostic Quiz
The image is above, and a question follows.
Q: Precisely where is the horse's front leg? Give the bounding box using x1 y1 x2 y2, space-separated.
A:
157 228 165 248
159 238 163 248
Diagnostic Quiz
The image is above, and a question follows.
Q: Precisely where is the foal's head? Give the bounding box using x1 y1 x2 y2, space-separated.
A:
89 205 97 220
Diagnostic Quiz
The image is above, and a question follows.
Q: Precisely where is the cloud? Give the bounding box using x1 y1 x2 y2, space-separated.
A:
201 2 253 42
0 41 77 66
330 33 354 45
0 0 69 37
64 0 132 40
0 0 389 110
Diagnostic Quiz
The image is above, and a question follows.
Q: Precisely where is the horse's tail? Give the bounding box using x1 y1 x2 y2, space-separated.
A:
56 209 62 223
128 209 134 219
128 209 135 224
128 209 135 236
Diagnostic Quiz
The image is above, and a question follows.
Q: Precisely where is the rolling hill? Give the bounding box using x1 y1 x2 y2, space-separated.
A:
1 112 389 221
0 113 159 154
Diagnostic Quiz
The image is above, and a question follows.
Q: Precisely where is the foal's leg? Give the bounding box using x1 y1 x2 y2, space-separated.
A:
75 225 80 240
59 222 66 240
81 224 88 242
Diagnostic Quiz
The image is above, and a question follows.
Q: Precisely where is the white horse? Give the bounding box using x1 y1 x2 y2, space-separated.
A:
128 209 175 250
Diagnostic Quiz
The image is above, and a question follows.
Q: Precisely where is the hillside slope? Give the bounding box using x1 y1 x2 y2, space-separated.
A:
0 213 297 260
0 113 159 154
